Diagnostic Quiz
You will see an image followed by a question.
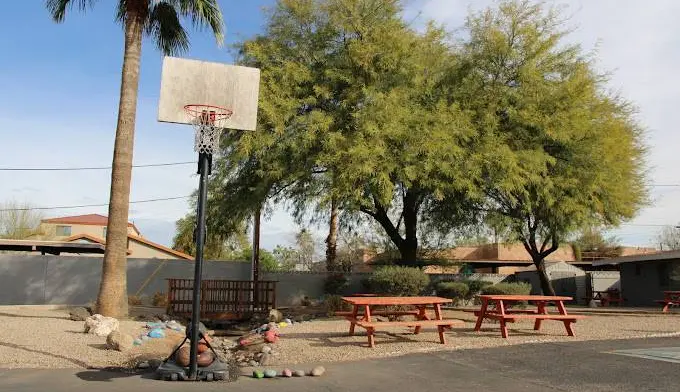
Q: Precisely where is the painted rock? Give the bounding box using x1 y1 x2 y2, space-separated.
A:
148 328 165 339
141 335 150 341
261 345 272 354
252 370 264 379
284 318 293 325
310 366 326 376
293 370 305 377
282 369 293 377
133 338 143 346
278 322 288 328
264 329 279 343
263 369 277 378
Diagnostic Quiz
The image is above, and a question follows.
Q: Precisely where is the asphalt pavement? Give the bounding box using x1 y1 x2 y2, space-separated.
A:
1 337 678 392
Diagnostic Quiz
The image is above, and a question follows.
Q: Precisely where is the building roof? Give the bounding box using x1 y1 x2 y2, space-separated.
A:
0 239 105 255
592 249 675 266
42 214 140 233
64 233 193 260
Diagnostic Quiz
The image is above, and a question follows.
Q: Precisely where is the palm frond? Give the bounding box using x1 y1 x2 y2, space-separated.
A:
146 2 190 55
174 0 225 45
45 0 97 22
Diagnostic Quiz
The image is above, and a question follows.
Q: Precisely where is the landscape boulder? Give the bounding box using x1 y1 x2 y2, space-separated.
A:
106 331 134 352
268 309 283 323
69 307 91 322
84 314 119 337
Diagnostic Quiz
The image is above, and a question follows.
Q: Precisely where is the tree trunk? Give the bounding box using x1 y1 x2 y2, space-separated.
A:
399 189 419 266
534 257 556 296
325 197 338 272
96 10 143 318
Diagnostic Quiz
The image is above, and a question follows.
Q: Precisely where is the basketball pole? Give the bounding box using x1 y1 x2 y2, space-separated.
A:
188 151 211 380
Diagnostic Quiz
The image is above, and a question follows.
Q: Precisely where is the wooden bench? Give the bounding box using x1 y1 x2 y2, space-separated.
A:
352 319 464 347
335 310 420 317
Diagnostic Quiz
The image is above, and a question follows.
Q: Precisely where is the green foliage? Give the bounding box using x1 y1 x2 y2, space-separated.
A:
366 266 429 296
435 282 469 305
462 280 493 298
481 282 532 296
241 248 280 272
46 0 224 56
324 273 349 295
324 294 351 314
172 215 250 260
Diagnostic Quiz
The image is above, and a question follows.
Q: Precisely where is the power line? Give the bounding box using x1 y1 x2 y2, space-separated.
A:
0 161 195 171
0 196 190 212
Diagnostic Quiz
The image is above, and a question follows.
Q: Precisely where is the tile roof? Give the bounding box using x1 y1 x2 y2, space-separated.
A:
42 214 139 233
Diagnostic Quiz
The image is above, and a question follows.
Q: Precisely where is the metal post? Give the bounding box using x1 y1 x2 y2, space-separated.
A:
188 151 210 380
251 206 261 311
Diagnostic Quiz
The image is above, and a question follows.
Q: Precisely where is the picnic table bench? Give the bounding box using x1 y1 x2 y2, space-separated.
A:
342 296 463 348
474 295 586 338
656 291 680 313
587 289 624 307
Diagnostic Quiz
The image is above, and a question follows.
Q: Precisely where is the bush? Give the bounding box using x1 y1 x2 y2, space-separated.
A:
128 295 143 306
152 292 168 307
463 280 493 297
436 282 469 305
366 266 429 296
481 282 532 296
324 295 351 314
324 273 349 295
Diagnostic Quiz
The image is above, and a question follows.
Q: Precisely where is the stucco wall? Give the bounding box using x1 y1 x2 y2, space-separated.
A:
128 240 177 259
41 222 137 239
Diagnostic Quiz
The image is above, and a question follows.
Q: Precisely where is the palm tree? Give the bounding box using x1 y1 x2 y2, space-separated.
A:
46 0 224 318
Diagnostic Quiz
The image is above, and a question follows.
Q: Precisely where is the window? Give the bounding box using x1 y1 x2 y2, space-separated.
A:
55 225 71 236
103 227 107 239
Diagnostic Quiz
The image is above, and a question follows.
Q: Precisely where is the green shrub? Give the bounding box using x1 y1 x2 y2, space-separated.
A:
436 282 469 305
481 282 532 296
324 295 351 314
367 266 429 296
324 273 349 295
462 280 493 296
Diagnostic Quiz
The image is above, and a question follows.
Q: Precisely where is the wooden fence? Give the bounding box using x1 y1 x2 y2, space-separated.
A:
166 279 277 320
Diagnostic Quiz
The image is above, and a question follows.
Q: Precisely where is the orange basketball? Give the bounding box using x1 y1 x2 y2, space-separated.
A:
197 351 215 367
176 346 191 367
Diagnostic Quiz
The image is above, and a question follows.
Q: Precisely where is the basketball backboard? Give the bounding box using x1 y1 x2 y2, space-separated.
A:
157 56 260 131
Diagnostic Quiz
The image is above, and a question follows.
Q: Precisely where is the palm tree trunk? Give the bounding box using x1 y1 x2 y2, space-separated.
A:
96 9 144 318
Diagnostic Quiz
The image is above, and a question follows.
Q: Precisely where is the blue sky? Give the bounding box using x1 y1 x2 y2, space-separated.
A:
1 0 679 250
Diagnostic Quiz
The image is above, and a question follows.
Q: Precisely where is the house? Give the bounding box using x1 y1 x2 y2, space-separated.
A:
593 250 680 306
39 214 192 260
361 243 658 274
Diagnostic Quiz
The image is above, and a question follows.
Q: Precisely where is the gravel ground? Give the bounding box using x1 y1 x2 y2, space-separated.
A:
271 310 680 365
0 306 184 369
1 306 679 369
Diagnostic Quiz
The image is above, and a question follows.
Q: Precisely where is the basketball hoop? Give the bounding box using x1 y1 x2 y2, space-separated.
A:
183 104 233 154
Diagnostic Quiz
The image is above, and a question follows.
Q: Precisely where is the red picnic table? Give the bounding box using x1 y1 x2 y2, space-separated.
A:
342 296 463 348
474 295 586 338
656 291 680 313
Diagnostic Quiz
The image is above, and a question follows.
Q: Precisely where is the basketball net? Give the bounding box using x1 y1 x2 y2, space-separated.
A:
184 104 233 154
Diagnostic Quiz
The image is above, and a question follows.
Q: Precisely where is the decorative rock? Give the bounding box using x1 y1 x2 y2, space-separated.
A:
261 345 272 354
278 322 288 328
137 361 150 369
310 366 326 376
141 335 150 341
197 351 215 367
264 329 279 344
263 369 277 378
148 328 165 339
106 331 134 352
293 370 305 377
269 309 283 323
249 360 259 367
260 353 272 366
84 314 119 337
253 370 264 379
176 346 191 367
133 338 143 346
282 369 293 377
69 307 90 321
284 318 293 325
157 314 171 322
